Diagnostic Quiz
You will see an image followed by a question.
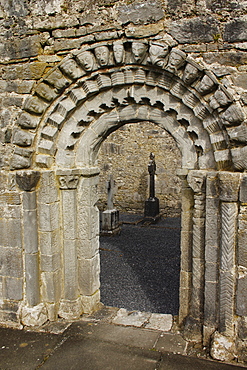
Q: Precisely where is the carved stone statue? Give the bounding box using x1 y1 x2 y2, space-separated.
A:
131 41 148 64
196 74 215 95
35 82 57 102
209 88 230 109
182 62 201 85
165 48 186 74
113 41 125 64
149 42 169 68
76 50 96 72
94 45 110 67
24 97 46 114
60 58 84 79
220 103 245 126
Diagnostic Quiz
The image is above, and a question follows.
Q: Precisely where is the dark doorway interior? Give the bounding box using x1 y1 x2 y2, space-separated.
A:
100 214 181 315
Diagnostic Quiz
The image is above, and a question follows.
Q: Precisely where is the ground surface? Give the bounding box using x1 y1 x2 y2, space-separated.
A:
0 306 246 370
100 214 181 314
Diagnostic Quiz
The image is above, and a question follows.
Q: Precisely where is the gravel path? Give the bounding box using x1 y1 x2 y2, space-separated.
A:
100 214 181 315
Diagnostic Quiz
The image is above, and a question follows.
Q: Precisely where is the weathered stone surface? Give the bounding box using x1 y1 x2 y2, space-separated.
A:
117 1 164 25
210 331 236 362
58 298 82 320
4 277 23 301
168 17 219 44
16 171 40 191
145 313 173 331
41 270 62 303
223 17 247 43
0 247 23 277
218 172 241 202
21 303 48 327
112 308 151 327
236 275 247 316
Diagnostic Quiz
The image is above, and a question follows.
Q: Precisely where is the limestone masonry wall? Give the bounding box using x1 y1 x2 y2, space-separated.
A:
0 0 247 364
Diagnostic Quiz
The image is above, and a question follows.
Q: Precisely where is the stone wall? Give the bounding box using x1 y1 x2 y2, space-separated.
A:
0 0 247 364
97 121 182 215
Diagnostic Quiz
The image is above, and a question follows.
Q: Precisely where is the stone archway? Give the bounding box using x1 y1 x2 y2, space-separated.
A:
9 37 247 350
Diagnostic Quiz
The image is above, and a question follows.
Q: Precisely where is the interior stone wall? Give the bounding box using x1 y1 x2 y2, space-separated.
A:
97 121 182 215
0 0 247 365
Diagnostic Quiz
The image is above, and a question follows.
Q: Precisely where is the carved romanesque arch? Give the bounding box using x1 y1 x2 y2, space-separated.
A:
12 37 247 172
11 37 247 347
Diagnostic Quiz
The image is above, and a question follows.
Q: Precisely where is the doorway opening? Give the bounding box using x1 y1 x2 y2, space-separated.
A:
97 121 182 315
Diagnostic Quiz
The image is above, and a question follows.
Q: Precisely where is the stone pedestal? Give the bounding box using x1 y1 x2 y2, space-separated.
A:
144 197 160 221
101 209 120 235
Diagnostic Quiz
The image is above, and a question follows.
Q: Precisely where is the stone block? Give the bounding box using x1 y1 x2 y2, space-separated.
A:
77 205 99 241
39 230 61 255
21 303 48 327
63 239 78 300
77 236 99 260
224 17 247 43
78 254 100 296
112 308 151 327
210 331 236 362
38 171 59 204
38 138 55 155
41 125 58 141
58 297 82 320
41 270 62 303
204 281 217 324
4 277 23 301
10 154 31 170
23 191 36 211
240 175 247 203
40 253 61 272
25 253 40 306
236 275 247 316
0 219 22 249
62 190 77 240
117 1 164 25
0 247 23 278
169 16 219 44
205 262 218 282
38 202 60 232
125 22 164 38
218 172 241 202
23 209 38 254
36 155 53 169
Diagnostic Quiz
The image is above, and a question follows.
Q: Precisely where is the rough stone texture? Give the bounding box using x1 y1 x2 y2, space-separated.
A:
97 122 182 215
210 331 236 362
168 17 220 44
0 1 247 363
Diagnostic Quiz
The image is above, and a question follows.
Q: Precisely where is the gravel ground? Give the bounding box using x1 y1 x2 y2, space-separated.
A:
100 214 181 315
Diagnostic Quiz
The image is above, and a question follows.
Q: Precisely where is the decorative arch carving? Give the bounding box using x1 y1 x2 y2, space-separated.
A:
12 37 246 172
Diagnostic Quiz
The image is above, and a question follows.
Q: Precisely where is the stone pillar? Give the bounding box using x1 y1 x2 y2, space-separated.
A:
177 169 193 325
77 167 101 314
38 171 61 322
203 172 220 345
186 170 207 340
16 171 40 307
218 172 241 336
237 175 247 319
57 170 81 320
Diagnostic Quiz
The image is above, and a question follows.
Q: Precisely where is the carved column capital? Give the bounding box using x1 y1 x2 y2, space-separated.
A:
57 171 80 190
218 171 242 202
187 170 207 194
16 170 40 191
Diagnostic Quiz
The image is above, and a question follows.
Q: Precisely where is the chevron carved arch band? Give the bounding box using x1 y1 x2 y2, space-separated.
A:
13 36 247 171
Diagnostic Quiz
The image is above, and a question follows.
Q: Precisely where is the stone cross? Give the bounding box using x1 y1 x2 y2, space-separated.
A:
106 175 116 210
148 152 156 199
